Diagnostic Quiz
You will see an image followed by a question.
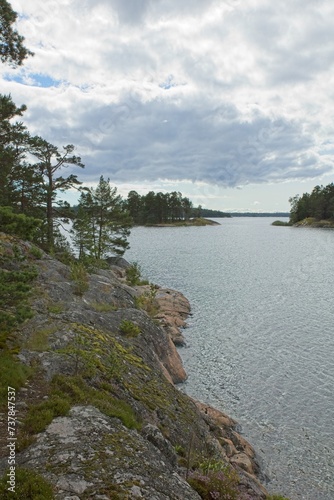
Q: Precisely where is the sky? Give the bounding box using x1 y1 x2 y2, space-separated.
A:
2 0 334 212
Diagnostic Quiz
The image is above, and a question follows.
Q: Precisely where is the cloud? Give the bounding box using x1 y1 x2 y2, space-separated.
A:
3 0 334 197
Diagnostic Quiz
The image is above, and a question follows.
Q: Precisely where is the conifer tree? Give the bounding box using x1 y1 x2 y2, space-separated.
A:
29 137 84 251
72 176 132 259
0 0 33 66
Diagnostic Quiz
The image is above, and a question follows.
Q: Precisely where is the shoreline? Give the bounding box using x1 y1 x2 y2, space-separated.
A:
0 236 270 498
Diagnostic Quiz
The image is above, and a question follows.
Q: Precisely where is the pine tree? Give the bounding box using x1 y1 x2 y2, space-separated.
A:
29 136 84 251
0 0 33 66
72 176 132 260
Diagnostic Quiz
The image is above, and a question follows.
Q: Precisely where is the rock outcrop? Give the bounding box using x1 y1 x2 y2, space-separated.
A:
0 234 268 499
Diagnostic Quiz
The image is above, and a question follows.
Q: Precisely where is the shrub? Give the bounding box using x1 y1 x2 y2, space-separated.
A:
0 351 32 408
70 261 89 295
22 396 71 434
135 285 158 317
126 262 149 286
187 460 240 500
119 320 141 337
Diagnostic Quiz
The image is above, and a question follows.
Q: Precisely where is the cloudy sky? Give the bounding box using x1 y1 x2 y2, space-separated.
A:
2 0 334 211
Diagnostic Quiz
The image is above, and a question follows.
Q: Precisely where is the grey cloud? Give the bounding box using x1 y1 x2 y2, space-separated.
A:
47 92 331 188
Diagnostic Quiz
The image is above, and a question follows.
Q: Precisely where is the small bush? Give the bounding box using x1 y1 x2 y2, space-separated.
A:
119 320 141 337
47 303 65 314
135 286 158 317
126 262 149 286
0 352 32 407
187 461 240 500
70 261 89 295
0 467 54 499
29 245 43 259
22 396 71 434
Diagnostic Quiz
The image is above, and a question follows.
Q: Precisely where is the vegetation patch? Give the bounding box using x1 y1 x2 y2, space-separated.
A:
24 325 58 352
126 262 149 286
272 220 292 226
187 460 240 500
47 302 65 314
51 374 141 430
70 261 89 295
0 351 32 408
119 319 141 337
135 286 159 317
0 467 54 499
90 301 117 313
21 395 71 435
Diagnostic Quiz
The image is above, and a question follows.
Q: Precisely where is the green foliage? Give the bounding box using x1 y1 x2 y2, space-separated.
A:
51 374 141 430
187 460 240 500
28 136 84 251
24 326 57 352
135 286 158 317
47 303 65 314
29 245 43 259
289 183 334 224
22 396 71 434
0 0 33 66
0 247 38 346
0 467 54 499
0 351 32 407
271 220 292 226
126 189 195 224
0 206 42 240
70 261 89 295
119 319 141 337
126 262 149 285
72 176 132 259
91 301 117 313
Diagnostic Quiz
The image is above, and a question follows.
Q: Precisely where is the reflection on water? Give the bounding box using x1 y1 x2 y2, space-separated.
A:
126 218 334 500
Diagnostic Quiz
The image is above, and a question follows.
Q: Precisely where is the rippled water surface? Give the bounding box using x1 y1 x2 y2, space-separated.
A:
125 218 334 499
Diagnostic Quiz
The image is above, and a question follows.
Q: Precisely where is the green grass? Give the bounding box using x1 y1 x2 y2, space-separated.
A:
24 326 58 352
91 301 117 313
0 351 32 408
47 303 65 314
0 467 54 499
22 396 71 434
51 374 141 430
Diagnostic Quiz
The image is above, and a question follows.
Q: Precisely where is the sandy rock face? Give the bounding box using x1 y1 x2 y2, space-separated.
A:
154 288 191 346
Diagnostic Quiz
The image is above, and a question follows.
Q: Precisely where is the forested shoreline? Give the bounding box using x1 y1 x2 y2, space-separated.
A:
289 183 334 225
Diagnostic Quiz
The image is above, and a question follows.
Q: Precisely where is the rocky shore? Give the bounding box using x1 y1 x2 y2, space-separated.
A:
0 234 269 499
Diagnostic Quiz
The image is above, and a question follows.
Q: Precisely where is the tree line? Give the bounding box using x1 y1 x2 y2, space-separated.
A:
0 2 130 260
289 183 334 224
1 1 225 263
126 190 198 225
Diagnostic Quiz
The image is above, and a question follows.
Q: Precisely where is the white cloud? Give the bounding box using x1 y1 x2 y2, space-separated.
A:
2 0 334 210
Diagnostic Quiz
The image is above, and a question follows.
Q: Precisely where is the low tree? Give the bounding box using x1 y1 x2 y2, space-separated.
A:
29 137 84 251
72 176 132 260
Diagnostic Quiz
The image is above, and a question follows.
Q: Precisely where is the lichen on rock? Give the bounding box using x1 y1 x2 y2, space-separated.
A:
0 235 268 499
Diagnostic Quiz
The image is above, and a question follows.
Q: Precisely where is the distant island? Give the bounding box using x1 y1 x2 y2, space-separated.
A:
272 183 334 228
145 217 220 227
230 212 289 217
